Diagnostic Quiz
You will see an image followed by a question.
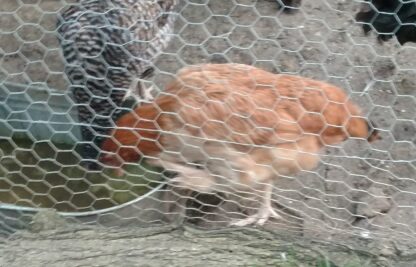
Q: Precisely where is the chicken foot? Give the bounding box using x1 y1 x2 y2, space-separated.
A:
230 181 281 227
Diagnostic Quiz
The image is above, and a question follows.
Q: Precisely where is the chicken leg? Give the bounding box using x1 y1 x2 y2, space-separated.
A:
147 158 217 194
230 180 281 226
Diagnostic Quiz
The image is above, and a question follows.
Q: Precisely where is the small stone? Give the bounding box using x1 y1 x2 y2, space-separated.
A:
208 53 228 64
356 187 392 218
379 246 395 257
29 209 67 233
360 231 371 239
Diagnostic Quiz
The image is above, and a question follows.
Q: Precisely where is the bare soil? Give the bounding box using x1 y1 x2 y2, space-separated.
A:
1 0 416 265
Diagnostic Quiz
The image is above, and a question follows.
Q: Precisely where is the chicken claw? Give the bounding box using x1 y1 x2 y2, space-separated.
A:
230 205 281 227
230 181 281 226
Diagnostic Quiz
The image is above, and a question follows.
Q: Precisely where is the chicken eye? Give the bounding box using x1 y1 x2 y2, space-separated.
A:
191 161 205 170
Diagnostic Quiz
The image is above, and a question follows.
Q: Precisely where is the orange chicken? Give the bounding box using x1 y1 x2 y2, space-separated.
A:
100 63 380 226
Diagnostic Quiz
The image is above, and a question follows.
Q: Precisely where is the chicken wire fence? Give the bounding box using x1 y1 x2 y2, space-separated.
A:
0 0 415 250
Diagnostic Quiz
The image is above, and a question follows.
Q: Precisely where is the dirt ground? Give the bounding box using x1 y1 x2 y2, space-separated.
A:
1 0 416 265
2 223 410 267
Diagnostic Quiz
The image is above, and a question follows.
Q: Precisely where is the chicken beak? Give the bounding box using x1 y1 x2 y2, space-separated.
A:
368 130 382 143
368 120 381 143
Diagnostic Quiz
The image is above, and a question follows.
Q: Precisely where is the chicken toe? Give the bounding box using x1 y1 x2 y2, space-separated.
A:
230 181 281 226
229 205 281 227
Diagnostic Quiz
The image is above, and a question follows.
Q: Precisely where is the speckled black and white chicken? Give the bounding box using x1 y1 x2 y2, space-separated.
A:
57 0 177 169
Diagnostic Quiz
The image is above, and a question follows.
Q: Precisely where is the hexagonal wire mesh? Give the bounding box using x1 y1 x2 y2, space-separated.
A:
0 0 415 252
